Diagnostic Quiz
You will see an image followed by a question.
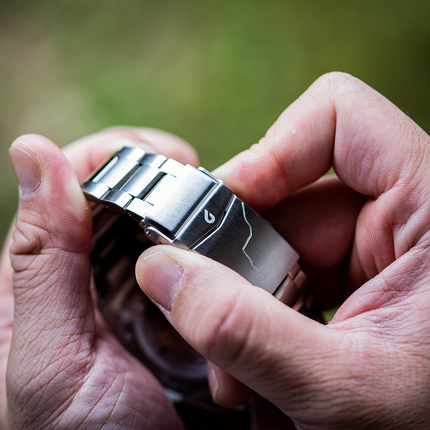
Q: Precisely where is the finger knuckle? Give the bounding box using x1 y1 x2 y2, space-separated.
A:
10 216 51 264
315 71 364 95
9 217 74 294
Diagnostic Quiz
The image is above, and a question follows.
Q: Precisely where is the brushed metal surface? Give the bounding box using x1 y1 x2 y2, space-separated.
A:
82 181 109 201
121 164 164 198
144 165 216 237
175 183 234 248
94 156 139 189
140 153 167 168
193 197 299 293
116 146 146 162
103 189 133 213
82 147 299 295
159 158 185 176
126 198 153 221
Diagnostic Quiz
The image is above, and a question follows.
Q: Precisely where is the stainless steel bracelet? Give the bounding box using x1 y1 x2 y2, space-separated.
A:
82 147 316 309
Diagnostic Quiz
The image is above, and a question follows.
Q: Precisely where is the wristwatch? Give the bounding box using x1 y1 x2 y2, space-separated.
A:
82 146 319 426
83 146 316 306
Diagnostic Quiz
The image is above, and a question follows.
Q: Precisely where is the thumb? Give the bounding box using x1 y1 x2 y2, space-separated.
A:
137 246 346 421
7 135 94 393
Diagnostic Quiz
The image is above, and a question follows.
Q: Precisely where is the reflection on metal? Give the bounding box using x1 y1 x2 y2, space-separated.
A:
241 201 267 291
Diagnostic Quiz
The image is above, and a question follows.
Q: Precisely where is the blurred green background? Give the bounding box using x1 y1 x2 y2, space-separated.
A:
1 0 430 245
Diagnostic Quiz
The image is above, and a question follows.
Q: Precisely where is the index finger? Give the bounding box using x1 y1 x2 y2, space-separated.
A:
214 72 430 212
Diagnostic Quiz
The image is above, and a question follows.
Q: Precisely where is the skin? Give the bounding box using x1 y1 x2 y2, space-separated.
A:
137 72 430 429
0 128 197 429
1 72 430 429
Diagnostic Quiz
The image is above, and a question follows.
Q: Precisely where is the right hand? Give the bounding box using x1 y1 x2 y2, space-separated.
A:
136 73 430 430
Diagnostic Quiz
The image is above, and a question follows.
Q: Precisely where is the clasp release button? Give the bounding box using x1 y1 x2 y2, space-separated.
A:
176 184 234 248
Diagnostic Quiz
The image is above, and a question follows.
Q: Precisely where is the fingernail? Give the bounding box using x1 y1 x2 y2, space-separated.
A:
137 253 183 312
207 362 220 403
9 146 42 197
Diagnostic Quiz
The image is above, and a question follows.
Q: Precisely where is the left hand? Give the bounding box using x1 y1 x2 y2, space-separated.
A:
0 128 197 430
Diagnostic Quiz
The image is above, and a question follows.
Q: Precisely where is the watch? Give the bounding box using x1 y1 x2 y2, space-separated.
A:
82 146 316 308
81 146 319 425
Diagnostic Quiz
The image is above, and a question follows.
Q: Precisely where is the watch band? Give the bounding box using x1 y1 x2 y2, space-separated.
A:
82 146 317 316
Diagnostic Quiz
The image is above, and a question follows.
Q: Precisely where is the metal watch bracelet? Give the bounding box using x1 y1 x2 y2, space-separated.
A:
82 146 318 315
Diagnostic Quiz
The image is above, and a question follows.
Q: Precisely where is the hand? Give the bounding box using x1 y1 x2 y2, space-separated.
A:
0 128 197 429
136 72 430 430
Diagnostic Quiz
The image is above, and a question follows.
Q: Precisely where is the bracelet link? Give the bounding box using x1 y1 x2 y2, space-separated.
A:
143 165 217 238
83 147 226 243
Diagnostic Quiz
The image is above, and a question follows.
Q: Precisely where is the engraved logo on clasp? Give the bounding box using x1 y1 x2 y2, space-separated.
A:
204 209 215 224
